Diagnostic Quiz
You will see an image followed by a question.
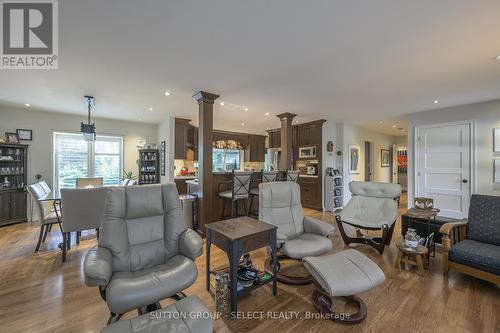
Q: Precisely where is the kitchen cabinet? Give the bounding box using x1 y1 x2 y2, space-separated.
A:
298 177 321 210
175 118 190 160
297 127 310 145
174 179 189 195
267 129 281 148
175 118 198 161
248 135 266 162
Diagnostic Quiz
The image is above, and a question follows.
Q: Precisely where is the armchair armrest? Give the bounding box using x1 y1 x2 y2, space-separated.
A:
439 219 468 252
276 232 287 247
83 247 113 288
303 216 335 237
179 228 203 260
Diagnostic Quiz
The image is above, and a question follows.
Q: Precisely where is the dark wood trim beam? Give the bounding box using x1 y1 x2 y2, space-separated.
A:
276 112 296 170
192 91 220 232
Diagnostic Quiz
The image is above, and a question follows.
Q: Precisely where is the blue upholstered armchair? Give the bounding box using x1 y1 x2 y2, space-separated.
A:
440 194 500 284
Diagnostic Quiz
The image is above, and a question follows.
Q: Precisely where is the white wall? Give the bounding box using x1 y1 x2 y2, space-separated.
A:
408 98 500 206
342 123 395 203
394 135 408 146
0 105 157 187
157 116 175 183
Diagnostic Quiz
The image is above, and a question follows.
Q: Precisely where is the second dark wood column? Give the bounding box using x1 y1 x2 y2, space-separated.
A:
277 112 296 170
193 91 220 233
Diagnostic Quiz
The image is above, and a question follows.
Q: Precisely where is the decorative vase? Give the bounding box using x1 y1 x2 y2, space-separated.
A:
404 228 421 248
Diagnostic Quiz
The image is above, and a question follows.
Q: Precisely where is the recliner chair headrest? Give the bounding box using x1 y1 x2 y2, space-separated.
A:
349 181 401 199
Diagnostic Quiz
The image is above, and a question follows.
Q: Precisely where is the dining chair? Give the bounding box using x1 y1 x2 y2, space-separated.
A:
218 171 252 219
248 170 279 217
60 187 109 262
286 170 300 183
27 182 61 252
76 177 103 188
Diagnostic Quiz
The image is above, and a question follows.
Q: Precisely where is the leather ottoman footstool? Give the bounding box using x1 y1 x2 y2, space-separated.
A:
101 296 213 333
303 249 385 324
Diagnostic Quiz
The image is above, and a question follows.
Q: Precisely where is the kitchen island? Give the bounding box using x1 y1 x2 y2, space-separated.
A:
182 171 289 232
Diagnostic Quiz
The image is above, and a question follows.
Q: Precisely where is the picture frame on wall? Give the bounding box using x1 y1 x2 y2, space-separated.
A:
381 149 390 167
160 141 166 176
16 129 32 141
5 132 20 144
348 145 360 174
494 128 500 152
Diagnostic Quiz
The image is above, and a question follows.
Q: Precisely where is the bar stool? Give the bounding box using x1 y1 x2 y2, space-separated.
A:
248 170 279 217
218 171 252 219
286 170 300 182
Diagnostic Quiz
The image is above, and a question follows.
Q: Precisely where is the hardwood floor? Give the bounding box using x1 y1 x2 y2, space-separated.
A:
0 194 498 333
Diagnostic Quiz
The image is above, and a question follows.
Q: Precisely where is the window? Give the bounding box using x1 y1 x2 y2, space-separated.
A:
212 148 241 172
54 132 123 190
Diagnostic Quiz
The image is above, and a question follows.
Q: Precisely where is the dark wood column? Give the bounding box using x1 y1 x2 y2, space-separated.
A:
192 91 219 232
277 112 296 170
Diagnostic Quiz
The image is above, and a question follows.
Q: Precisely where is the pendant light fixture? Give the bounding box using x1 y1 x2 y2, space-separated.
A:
81 95 96 141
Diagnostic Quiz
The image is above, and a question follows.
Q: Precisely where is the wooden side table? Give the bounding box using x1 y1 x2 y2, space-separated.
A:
395 241 428 276
205 216 278 315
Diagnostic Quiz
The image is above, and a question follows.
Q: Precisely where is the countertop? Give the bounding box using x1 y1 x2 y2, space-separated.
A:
174 175 196 180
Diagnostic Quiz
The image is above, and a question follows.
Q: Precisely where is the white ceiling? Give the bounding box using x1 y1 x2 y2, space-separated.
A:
1 1 500 135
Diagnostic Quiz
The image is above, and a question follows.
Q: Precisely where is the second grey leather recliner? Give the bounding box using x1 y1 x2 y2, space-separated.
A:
259 182 335 284
83 183 203 324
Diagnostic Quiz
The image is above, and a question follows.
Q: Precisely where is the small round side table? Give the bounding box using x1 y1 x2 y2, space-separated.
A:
395 241 429 276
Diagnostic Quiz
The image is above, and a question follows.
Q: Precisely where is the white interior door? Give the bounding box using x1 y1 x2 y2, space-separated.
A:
416 122 471 218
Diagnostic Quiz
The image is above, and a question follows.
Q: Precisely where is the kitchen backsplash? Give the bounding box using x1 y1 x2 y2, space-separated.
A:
174 159 197 175
244 162 264 171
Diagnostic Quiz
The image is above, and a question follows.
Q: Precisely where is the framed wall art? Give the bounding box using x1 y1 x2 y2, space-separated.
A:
381 149 390 167
349 145 360 174
16 129 32 141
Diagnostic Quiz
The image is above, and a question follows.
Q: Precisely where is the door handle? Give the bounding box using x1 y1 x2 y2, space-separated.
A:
462 179 468 183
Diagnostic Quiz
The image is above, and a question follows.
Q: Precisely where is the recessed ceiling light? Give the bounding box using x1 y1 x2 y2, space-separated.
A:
241 122 245 126
433 100 439 104
220 102 224 106
392 124 396 128
379 121 383 124
24 103 30 107
265 112 270 116
244 107 248 111
164 91 171 96
148 107 153 111
494 55 500 60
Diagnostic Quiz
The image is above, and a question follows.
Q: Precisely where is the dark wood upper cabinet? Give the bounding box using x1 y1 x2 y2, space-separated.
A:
297 127 311 145
267 129 281 148
174 118 190 160
175 118 265 162
175 119 198 161
248 135 266 162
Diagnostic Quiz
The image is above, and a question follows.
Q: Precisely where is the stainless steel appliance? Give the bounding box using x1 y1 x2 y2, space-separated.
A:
266 148 281 171
299 146 316 159
306 166 317 175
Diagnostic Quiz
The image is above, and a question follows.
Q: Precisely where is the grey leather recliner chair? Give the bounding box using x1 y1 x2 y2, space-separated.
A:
83 184 203 323
259 182 335 284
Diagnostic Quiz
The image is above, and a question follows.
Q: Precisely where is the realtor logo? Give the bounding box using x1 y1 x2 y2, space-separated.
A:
1 0 58 69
